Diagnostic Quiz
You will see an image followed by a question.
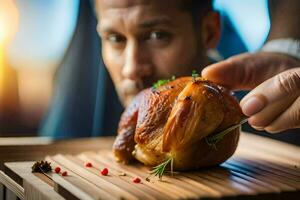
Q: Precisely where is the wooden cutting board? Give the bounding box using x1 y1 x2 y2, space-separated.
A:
3 133 300 200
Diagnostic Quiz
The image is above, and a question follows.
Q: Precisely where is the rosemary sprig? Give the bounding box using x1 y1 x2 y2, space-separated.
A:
152 76 176 89
192 70 199 81
205 118 248 150
148 157 174 180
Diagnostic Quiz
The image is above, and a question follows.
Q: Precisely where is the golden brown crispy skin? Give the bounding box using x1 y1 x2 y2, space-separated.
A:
135 77 191 146
113 90 145 163
162 80 225 152
113 77 243 170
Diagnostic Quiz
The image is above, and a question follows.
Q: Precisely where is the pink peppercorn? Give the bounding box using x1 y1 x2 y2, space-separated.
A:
133 177 141 183
101 168 108 176
54 167 61 173
61 171 68 176
85 162 93 167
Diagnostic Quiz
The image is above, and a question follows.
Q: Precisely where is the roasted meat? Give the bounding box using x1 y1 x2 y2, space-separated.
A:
113 77 243 170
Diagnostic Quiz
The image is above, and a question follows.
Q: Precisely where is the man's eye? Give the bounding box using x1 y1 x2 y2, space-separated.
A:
107 34 125 43
149 31 170 40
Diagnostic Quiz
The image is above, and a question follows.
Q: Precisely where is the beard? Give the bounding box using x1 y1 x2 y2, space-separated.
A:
116 77 156 107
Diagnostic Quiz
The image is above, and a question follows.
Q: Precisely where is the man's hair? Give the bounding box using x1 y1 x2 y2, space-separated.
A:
179 0 213 25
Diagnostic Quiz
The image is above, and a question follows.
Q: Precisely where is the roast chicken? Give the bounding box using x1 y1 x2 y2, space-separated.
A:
113 77 243 170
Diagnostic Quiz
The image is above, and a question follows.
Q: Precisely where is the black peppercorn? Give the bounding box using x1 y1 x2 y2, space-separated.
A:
31 161 52 173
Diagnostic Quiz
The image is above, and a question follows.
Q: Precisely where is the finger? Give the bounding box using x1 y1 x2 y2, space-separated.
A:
240 68 300 117
264 96 300 133
201 52 296 90
247 94 297 127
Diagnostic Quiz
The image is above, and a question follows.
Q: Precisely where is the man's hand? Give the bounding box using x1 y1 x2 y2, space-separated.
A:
202 52 300 133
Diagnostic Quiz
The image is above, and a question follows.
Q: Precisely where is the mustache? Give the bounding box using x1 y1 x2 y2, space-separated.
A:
119 78 158 94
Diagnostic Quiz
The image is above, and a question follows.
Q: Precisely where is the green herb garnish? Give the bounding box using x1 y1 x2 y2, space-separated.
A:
148 157 174 180
192 70 199 81
152 76 176 89
205 118 248 150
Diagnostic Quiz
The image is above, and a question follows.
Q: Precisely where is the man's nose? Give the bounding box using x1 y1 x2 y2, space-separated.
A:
122 42 153 80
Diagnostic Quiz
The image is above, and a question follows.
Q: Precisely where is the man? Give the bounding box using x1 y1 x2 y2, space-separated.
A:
95 0 220 106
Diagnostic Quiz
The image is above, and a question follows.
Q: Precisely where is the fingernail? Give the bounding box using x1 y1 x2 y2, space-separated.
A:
242 96 265 116
265 127 281 134
251 125 264 131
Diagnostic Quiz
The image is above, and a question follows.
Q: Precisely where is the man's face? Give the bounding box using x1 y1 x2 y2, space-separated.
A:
96 0 216 106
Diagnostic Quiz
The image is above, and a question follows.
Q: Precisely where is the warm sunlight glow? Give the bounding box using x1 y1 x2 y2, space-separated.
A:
0 0 19 44
0 0 19 106
0 20 5 43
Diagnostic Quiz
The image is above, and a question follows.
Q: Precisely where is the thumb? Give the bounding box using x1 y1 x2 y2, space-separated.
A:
201 52 295 90
239 68 300 131
240 67 300 116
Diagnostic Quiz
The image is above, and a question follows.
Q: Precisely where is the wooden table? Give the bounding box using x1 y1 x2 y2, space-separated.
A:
0 132 299 200
0 137 114 200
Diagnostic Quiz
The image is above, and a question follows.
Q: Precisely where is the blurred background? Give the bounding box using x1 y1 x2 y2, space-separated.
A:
3 0 296 145
0 0 80 135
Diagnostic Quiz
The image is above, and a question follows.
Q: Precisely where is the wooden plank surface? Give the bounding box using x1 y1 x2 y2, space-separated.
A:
0 171 24 199
2 132 300 200
0 137 114 170
4 162 64 200
0 136 113 200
